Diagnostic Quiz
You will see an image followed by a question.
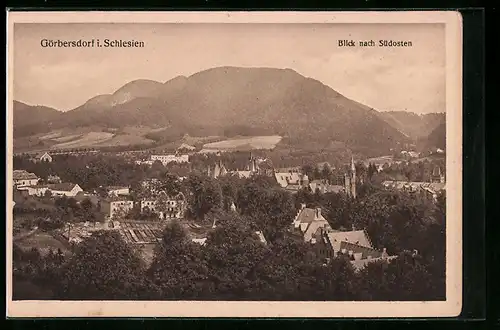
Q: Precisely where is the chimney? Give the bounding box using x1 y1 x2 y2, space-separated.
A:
315 207 322 219
300 203 306 210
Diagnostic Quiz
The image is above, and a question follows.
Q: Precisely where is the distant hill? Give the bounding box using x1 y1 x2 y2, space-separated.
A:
13 101 62 137
13 67 413 154
378 111 445 139
424 122 446 149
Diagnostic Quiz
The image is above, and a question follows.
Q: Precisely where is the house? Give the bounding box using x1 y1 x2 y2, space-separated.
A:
274 171 310 193
292 204 332 243
47 175 62 184
382 180 445 202
312 227 397 271
13 170 40 187
150 154 189 165
100 196 134 220
207 160 228 179
274 171 302 188
177 143 196 152
32 152 53 163
140 191 186 220
106 186 130 197
430 166 445 183
309 180 345 194
47 183 83 197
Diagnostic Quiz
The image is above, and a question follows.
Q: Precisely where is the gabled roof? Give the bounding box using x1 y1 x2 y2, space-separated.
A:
326 230 373 252
295 208 321 224
303 219 331 243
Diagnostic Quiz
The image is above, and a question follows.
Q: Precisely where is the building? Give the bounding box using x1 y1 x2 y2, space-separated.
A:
47 183 83 197
382 180 445 202
207 160 228 179
177 143 196 152
140 191 186 220
47 175 62 184
430 165 445 183
312 227 397 271
13 170 40 187
150 154 189 165
292 204 332 243
32 152 53 163
309 180 345 194
106 186 130 197
17 184 49 197
344 157 357 199
100 197 134 220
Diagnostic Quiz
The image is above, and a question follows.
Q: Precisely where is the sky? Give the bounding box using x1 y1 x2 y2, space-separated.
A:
13 23 445 114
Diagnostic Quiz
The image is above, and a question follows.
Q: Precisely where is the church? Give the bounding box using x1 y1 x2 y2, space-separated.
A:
344 157 357 199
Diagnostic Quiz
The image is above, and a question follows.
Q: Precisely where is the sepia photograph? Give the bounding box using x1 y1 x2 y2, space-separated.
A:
6 11 462 318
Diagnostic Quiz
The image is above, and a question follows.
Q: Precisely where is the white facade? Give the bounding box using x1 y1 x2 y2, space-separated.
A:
14 178 40 187
150 154 189 165
50 184 83 197
107 187 130 196
140 198 185 219
17 185 48 196
106 200 134 219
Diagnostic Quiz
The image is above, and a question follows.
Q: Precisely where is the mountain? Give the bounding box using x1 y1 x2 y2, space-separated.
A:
377 111 445 139
13 67 411 154
424 122 445 149
13 101 62 137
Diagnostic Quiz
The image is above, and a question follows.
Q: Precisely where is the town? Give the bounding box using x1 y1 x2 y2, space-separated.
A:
12 145 446 301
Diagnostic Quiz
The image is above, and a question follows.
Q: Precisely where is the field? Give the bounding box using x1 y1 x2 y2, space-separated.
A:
201 135 282 152
15 231 72 257
50 132 115 149
14 125 163 153
94 134 155 147
118 222 167 244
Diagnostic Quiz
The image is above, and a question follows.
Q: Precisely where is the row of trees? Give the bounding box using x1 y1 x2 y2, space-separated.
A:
13 216 444 301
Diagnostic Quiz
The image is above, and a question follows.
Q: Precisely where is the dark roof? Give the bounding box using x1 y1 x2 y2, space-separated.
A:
13 170 38 180
47 183 79 192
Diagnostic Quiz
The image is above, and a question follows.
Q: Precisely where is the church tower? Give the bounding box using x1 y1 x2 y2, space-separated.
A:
344 156 357 198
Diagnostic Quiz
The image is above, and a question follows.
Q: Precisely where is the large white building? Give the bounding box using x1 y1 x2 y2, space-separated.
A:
150 154 189 165
100 197 134 220
48 183 83 197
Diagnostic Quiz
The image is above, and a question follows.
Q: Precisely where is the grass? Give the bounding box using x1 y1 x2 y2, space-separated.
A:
202 135 282 151
16 231 72 257
95 134 155 147
51 132 115 149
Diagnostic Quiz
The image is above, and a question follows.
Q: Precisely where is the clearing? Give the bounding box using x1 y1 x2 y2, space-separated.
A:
50 132 115 149
15 231 72 257
202 135 282 152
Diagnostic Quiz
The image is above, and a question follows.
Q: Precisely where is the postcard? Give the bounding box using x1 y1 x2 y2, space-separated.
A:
6 11 462 318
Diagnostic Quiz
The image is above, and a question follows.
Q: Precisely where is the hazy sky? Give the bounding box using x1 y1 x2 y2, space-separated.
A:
13 23 445 114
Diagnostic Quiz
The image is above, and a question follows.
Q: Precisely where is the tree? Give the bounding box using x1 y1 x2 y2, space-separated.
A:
185 174 223 221
203 211 269 300
147 221 209 299
57 231 157 300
